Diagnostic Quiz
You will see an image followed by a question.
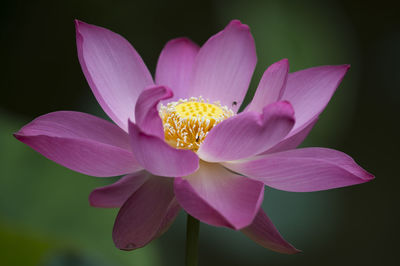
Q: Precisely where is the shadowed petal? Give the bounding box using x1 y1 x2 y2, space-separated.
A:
75 20 153 132
129 121 199 177
281 65 349 132
224 148 374 192
155 38 199 102
135 86 173 139
89 171 149 208
187 20 257 112
113 176 180 250
174 162 264 230
246 59 289 112
197 101 295 162
242 208 300 254
14 111 141 177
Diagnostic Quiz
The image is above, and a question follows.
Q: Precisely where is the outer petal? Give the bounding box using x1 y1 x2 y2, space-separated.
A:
197 101 295 162
128 121 199 177
174 162 264 230
246 59 289 112
281 65 350 132
135 85 173 139
14 111 141 177
75 20 154 132
224 148 374 192
89 171 149 208
241 209 300 254
155 38 199 102
187 20 257 112
265 118 318 154
113 176 180 250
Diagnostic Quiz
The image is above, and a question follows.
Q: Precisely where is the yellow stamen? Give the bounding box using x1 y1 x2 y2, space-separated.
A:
159 97 234 151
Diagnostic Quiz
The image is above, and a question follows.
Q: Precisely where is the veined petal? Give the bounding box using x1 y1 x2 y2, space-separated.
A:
128 121 199 177
188 20 257 112
246 59 289 112
197 101 295 162
75 20 153 132
281 65 350 132
174 162 264 230
242 208 300 254
89 171 149 208
135 85 173 139
265 118 318 154
113 176 180 250
14 111 141 177
223 148 374 192
155 38 199 102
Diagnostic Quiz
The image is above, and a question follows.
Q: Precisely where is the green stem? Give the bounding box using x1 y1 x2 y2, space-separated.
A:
185 214 200 266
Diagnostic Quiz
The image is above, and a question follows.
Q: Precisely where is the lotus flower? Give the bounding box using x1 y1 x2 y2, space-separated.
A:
14 19 373 254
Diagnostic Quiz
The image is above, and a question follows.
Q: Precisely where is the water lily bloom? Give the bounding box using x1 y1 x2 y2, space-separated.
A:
14 19 373 254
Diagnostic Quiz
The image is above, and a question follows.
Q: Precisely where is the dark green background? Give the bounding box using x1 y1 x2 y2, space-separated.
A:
1 0 398 265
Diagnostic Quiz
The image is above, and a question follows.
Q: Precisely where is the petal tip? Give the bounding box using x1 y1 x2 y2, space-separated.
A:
228 19 250 31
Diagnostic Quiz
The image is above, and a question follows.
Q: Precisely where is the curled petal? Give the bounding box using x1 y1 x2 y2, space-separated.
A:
174 162 264 230
89 171 149 208
135 86 173 139
14 111 141 177
224 148 374 192
76 20 153 131
197 101 295 162
188 20 257 112
113 176 180 250
128 121 199 177
281 65 350 132
242 209 300 254
246 59 289 112
155 38 199 102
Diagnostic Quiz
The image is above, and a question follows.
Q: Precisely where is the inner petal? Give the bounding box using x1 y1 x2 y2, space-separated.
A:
159 97 234 151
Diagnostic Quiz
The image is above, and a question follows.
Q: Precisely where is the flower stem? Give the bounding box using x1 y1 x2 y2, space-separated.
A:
185 214 200 266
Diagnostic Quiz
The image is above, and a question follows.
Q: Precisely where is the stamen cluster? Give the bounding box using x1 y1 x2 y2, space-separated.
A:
159 97 234 151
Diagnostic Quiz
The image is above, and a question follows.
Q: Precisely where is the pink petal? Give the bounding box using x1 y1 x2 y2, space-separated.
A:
135 85 173 139
265 118 318 154
197 101 295 162
174 162 264 230
75 20 153 132
155 38 199 102
89 171 149 208
246 59 289 112
224 148 374 192
113 176 180 250
14 111 141 177
187 20 257 112
242 209 300 254
128 121 199 177
281 65 350 132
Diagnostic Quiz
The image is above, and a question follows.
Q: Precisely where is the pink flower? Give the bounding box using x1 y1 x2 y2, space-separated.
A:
14 20 373 254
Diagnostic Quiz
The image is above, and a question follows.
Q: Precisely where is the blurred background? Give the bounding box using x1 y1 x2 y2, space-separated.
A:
1 0 399 265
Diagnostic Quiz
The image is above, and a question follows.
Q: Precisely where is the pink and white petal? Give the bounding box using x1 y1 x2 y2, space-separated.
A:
265 118 318 154
135 85 173 139
281 65 350 132
76 20 153 132
242 209 300 254
174 162 264 230
197 101 295 162
14 111 140 177
187 20 257 112
129 121 199 177
89 171 149 208
246 59 289 112
223 148 374 192
113 176 180 250
155 38 199 102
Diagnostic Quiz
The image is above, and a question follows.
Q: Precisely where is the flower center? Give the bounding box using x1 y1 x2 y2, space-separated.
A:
159 97 234 151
